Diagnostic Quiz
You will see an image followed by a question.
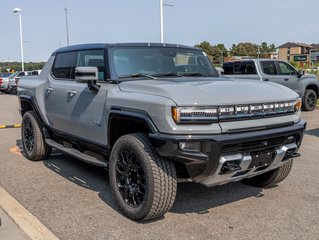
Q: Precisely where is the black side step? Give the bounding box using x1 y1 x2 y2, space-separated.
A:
45 139 108 168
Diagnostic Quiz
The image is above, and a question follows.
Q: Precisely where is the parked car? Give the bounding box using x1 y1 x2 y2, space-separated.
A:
0 72 13 93
7 72 20 94
14 70 42 86
306 66 319 73
18 43 305 221
223 59 319 111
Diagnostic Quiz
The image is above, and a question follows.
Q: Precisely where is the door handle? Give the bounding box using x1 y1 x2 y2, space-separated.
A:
263 79 269 81
45 87 53 95
284 78 289 81
67 89 77 97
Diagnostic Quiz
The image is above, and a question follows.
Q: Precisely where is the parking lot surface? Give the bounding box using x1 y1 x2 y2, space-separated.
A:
0 93 318 240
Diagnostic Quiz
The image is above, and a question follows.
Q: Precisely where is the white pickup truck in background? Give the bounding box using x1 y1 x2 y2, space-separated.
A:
223 59 319 111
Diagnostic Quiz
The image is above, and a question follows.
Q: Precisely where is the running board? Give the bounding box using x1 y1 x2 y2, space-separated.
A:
45 139 108 168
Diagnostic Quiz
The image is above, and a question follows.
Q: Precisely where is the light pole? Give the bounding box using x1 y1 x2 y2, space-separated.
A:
63 7 70 46
160 0 173 43
12 8 24 72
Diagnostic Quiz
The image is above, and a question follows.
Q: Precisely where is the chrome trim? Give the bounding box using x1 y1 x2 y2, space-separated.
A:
201 143 297 187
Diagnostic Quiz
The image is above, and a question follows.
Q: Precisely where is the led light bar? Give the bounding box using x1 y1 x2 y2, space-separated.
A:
173 107 218 123
171 98 301 124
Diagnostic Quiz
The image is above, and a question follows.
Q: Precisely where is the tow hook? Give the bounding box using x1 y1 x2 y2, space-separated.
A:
284 151 301 160
221 161 242 174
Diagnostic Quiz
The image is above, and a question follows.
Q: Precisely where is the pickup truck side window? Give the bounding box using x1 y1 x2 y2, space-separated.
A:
76 50 105 81
223 61 256 75
278 62 297 75
260 61 277 75
52 52 76 79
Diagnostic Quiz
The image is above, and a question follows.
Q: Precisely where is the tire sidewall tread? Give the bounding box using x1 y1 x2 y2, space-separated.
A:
303 89 317 111
109 133 177 221
244 159 293 188
21 111 51 161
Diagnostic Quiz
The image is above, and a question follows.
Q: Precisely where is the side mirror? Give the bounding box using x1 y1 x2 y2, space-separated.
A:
297 70 305 78
75 67 98 83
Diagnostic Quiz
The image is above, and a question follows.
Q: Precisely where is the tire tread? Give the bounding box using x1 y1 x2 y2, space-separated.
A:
22 111 51 161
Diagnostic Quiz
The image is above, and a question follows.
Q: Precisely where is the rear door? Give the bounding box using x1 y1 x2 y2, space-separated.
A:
259 60 283 84
44 51 77 130
223 61 260 80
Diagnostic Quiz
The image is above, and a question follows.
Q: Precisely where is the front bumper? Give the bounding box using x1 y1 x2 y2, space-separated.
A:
149 119 306 187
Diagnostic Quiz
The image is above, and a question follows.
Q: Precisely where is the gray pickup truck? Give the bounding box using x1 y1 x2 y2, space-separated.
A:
223 59 319 111
18 43 306 221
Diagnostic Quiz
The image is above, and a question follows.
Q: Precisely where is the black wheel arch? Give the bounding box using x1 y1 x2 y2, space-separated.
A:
108 109 158 147
305 84 319 98
19 95 51 138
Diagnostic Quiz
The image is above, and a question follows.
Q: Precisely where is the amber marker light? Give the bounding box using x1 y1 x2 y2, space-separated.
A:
171 107 180 123
294 98 302 112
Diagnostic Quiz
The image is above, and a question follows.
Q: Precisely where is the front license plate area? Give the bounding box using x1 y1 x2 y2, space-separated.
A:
249 151 275 169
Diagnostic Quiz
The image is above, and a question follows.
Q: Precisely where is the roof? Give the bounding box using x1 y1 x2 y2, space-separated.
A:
224 58 276 63
53 43 194 54
278 42 313 49
311 43 319 49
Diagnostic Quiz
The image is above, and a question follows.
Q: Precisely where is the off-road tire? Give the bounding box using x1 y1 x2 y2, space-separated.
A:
21 111 52 161
243 159 293 188
302 89 317 111
109 133 177 221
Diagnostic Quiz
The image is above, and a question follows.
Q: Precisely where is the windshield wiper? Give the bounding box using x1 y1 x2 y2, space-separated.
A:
153 72 184 78
118 73 156 79
181 72 209 77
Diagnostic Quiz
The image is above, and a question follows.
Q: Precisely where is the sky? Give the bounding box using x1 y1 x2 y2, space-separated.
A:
0 0 318 62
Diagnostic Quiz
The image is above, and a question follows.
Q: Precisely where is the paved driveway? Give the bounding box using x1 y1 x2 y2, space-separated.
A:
0 94 318 240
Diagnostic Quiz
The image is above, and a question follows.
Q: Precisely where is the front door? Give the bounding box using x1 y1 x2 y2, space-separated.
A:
275 61 300 95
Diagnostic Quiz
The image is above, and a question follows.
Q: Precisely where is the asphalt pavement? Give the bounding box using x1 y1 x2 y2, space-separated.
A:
0 93 318 240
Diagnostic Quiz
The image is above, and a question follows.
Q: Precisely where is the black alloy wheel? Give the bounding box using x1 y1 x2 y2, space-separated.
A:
21 111 52 161
23 118 35 153
115 149 146 208
306 91 317 109
109 133 177 221
303 89 317 111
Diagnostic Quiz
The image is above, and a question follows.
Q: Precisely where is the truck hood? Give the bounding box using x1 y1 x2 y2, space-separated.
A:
118 77 299 106
302 73 318 80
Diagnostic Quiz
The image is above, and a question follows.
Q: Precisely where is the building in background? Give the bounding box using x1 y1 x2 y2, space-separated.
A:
310 44 319 64
278 42 319 66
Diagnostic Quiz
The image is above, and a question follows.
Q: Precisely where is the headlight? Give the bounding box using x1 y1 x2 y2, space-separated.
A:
172 98 300 124
171 106 218 123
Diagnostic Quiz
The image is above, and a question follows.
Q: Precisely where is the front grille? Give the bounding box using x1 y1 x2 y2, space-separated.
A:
222 134 296 154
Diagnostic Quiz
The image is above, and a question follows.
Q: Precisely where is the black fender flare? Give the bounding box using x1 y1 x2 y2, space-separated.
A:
107 109 158 145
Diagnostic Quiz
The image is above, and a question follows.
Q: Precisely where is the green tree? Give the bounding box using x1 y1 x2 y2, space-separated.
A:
0 62 45 72
194 41 215 62
214 43 228 64
230 42 258 57
258 42 277 58
195 41 228 65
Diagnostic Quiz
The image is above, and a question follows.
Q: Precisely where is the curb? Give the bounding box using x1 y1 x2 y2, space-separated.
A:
0 186 59 240
0 124 21 129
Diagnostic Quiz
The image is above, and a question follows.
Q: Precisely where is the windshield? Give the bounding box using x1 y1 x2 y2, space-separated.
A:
110 46 219 79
